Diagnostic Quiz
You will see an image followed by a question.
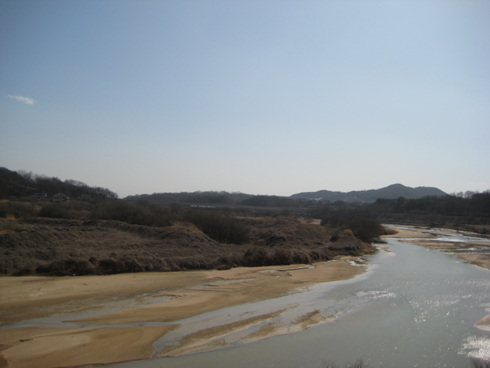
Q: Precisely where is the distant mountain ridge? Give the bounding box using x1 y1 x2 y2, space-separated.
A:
128 184 447 207
1 167 447 205
290 184 447 203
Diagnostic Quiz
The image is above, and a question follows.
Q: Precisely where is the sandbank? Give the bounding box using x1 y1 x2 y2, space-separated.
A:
382 225 434 239
476 309 490 332
384 225 490 272
408 240 490 272
0 325 176 368
0 258 366 368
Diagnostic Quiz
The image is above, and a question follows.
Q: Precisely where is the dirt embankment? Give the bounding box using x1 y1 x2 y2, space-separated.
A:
0 216 374 276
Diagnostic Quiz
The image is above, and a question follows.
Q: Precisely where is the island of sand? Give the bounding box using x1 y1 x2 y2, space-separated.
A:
0 258 368 368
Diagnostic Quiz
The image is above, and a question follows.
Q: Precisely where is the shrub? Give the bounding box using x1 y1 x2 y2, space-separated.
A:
242 247 271 266
122 260 144 273
36 259 95 276
95 200 171 227
322 216 383 243
12 267 34 276
184 210 250 244
0 201 38 218
291 249 312 264
38 203 72 219
97 258 123 275
271 248 293 265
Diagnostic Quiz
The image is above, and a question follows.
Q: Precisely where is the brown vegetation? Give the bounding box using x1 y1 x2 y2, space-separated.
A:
0 202 375 276
0 168 380 276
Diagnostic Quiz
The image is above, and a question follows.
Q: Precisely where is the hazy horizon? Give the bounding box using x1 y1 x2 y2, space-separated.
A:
1 166 480 198
1 1 489 197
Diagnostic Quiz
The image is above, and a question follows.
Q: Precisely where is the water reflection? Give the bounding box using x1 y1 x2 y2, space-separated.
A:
111 234 490 368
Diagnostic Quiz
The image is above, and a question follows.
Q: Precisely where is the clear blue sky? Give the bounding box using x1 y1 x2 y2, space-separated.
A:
1 0 489 197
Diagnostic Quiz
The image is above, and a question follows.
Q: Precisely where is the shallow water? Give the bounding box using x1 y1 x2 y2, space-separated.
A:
111 234 490 368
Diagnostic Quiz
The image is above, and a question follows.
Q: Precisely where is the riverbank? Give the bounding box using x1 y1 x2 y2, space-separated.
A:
0 257 367 368
384 225 490 335
383 224 490 272
0 216 373 276
410 239 490 271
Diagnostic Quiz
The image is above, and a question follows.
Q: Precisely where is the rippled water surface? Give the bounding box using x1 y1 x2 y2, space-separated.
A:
111 235 490 368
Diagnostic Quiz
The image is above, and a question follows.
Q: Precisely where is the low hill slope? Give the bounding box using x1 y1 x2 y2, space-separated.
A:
0 216 375 276
0 167 117 200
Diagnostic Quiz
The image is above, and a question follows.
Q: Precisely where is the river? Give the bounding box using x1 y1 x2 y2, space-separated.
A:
111 232 490 368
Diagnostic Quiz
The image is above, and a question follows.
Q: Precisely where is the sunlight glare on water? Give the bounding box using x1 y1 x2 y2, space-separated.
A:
111 236 490 368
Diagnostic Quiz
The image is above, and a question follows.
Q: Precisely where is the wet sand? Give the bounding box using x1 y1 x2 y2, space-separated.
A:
475 309 490 331
381 225 435 239
0 325 176 368
3 225 488 367
0 258 366 368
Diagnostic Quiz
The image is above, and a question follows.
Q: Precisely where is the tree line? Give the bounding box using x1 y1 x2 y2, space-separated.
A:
0 167 117 200
310 192 490 233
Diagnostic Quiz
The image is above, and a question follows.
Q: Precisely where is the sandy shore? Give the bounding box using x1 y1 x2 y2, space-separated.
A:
3 225 487 367
384 225 490 271
382 225 435 239
475 309 490 331
0 258 366 368
410 240 490 271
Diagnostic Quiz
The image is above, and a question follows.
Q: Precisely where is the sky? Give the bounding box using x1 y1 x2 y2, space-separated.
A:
1 0 489 198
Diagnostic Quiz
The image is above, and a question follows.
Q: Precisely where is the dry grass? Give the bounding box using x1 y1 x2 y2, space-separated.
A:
0 214 375 276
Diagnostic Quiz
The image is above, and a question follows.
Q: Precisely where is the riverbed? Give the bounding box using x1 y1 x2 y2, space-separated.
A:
111 229 490 368
0 257 367 367
1 228 489 368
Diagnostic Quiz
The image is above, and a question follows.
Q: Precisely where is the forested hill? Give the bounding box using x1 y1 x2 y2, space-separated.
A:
0 167 117 200
127 184 447 206
1 167 447 206
125 191 253 205
291 184 447 203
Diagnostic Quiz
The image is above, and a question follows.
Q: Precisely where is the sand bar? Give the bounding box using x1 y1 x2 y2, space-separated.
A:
384 225 490 271
476 309 490 331
382 225 435 239
0 325 176 368
406 239 490 272
0 258 366 368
